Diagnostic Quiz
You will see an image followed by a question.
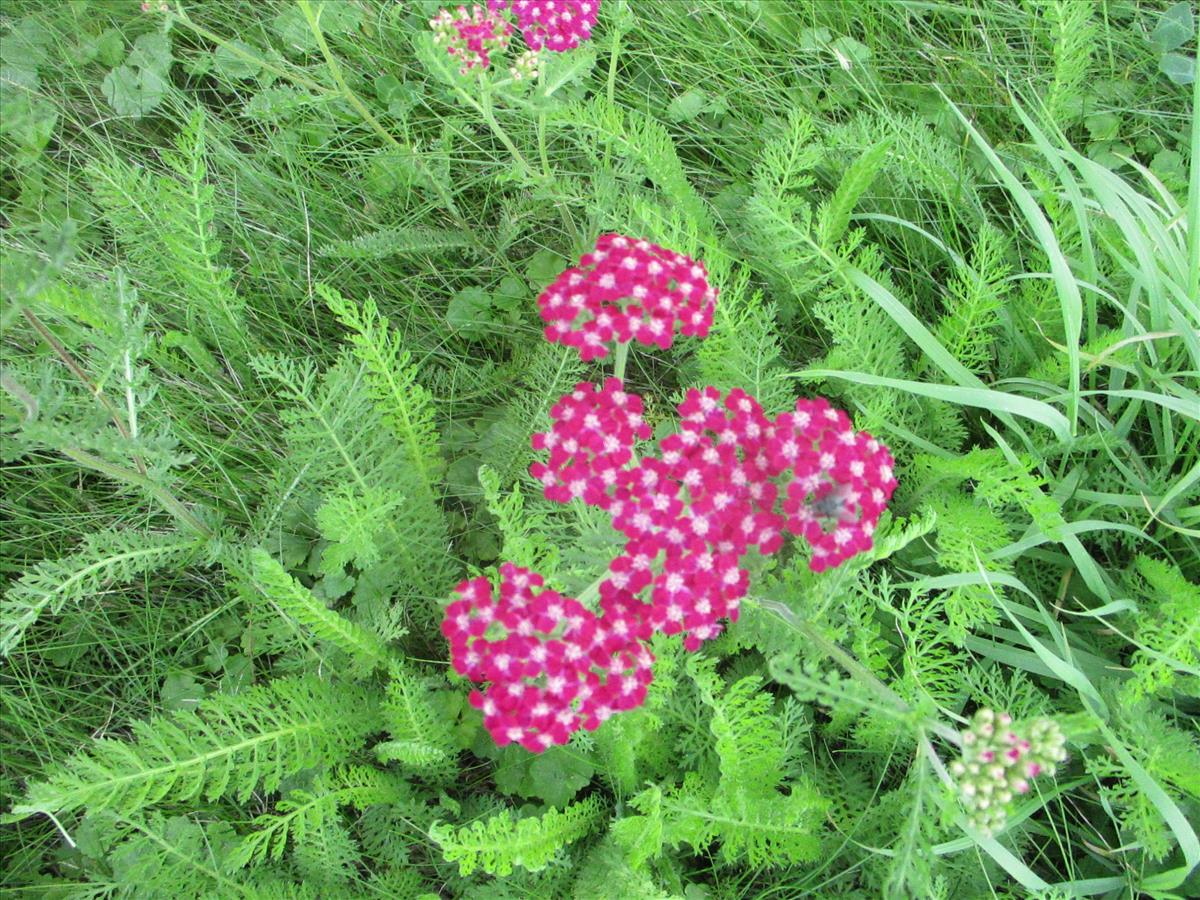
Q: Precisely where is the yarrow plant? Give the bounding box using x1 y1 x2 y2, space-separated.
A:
489 0 600 53
950 708 1069 836
445 233 899 750
430 5 514 74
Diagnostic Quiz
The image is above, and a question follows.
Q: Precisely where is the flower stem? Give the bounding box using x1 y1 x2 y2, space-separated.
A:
607 29 621 106
478 79 533 178
752 596 962 745
296 0 463 220
537 110 580 247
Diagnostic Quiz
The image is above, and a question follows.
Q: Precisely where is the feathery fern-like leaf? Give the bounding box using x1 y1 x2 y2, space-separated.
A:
698 673 785 790
319 284 444 492
376 665 457 776
430 795 604 877
232 766 406 869
100 812 248 899
694 267 792 415
479 465 560 576
930 224 1010 377
9 674 377 820
555 97 714 237
250 353 455 614
1 530 207 657
246 547 393 676
817 137 892 246
87 107 248 359
316 226 473 259
1123 555 1200 700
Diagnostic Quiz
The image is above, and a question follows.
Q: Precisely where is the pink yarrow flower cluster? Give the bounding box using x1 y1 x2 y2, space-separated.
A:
538 234 718 361
540 384 897 649
443 237 898 752
443 563 653 752
488 0 600 52
431 5 514 74
530 378 651 505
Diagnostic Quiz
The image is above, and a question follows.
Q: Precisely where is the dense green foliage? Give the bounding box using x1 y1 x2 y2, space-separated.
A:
2 1 1198 896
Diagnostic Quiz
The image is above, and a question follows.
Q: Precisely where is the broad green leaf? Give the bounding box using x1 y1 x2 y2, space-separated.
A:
1151 2 1195 53
525 249 567 287
527 751 594 807
94 29 125 67
797 27 832 51
273 3 361 53
0 63 38 95
1160 52 1196 85
0 16 52 68
446 286 495 338
102 65 167 117
667 89 708 123
213 41 263 79
161 672 205 712
127 32 172 75
830 36 871 71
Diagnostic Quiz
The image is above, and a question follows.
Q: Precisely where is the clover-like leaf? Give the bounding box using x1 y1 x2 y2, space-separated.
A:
446 286 496 339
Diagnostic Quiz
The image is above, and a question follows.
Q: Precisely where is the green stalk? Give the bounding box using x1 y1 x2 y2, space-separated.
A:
296 0 463 219
538 110 580 247
477 79 533 178
751 597 963 746
1186 70 1199 313
606 28 621 106
61 449 214 539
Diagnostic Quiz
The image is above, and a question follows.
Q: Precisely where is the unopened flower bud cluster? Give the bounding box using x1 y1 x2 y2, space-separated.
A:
950 708 1068 836
510 49 541 81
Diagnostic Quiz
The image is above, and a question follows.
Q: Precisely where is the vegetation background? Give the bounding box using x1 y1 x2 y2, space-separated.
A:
1 0 1197 896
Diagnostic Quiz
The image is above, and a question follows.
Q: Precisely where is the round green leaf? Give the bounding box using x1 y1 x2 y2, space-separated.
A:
127 31 173 75
1151 2 1195 53
101 65 167 117
1159 52 1196 85
446 286 495 338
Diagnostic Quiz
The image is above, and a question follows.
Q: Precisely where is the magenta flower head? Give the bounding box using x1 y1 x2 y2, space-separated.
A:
443 563 654 753
431 5 514 74
530 377 650 507
488 0 600 52
769 398 898 572
537 234 718 361
528 382 898 653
